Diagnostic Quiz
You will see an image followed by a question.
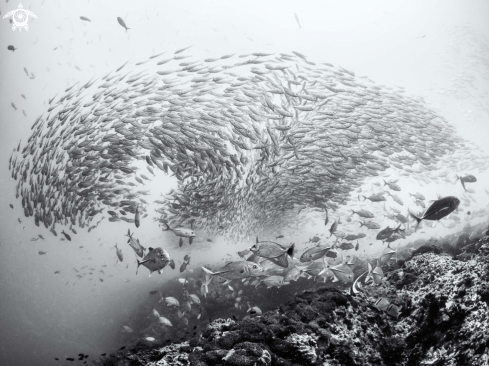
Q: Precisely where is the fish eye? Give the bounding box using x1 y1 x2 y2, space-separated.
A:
253 265 257 269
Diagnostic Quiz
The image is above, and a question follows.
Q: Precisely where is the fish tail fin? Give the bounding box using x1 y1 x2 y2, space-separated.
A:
136 258 149 275
350 209 355 216
360 195 366 201
287 243 295 257
365 263 373 283
383 180 387 186
359 222 364 228
409 212 421 231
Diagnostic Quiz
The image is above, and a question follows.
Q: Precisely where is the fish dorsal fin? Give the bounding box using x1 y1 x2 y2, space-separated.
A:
368 262 373 272
148 247 154 251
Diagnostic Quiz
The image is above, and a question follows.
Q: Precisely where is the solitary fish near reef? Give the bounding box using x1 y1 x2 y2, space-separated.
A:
409 196 460 231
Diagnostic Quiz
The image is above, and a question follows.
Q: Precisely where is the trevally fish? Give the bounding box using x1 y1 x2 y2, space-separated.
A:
126 229 145 257
250 237 295 268
457 174 477 192
201 261 262 281
300 244 333 262
114 243 123 262
136 247 171 275
409 196 460 231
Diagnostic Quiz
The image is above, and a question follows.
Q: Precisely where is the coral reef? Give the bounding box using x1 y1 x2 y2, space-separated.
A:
94 226 489 366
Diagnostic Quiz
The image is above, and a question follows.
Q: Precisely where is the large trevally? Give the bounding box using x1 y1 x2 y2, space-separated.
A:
136 247 171 276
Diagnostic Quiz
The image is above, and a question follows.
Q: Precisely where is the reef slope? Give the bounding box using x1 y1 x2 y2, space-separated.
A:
95 234 489 366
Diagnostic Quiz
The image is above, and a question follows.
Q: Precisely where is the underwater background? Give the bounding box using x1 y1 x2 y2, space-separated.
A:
1 0 489 365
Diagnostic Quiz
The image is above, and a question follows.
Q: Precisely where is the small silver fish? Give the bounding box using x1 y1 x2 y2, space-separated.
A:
117 17 130 32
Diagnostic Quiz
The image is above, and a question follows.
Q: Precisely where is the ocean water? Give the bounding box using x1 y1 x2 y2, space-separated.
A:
0 0 489 365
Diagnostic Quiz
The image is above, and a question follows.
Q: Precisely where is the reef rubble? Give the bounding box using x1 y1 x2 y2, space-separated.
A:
94 230 489 366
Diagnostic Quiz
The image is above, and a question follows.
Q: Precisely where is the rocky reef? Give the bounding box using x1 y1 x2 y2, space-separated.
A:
94 226 489 366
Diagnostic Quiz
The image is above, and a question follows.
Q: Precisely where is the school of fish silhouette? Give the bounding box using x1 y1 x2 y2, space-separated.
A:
8 50 483 242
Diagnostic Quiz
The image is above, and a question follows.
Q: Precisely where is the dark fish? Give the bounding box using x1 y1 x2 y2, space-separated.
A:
180 258 189 272
409 196 460 231
276 235 284 239
338 242 354 250
119 346 125 350
38 251 46 255
149 290 158 295
135 206 140 228
61 230 71 241
117 17 130 32
169 259 175 269
329 220 339 237
54 271 60 274
376 224 403 241
66 358 75 361
7 45 16 51
80 16 91 22
9 204 13 209
136 247 171 275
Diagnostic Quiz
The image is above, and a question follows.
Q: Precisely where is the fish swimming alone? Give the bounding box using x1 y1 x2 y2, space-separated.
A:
115 243 123 262
409 196 460 231
117 17 130 32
